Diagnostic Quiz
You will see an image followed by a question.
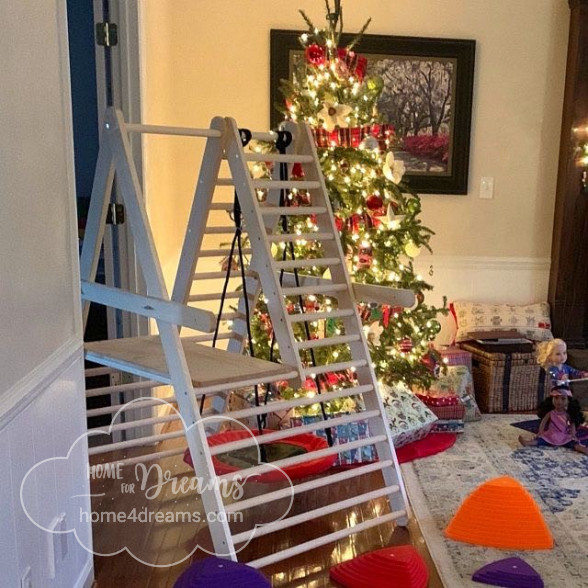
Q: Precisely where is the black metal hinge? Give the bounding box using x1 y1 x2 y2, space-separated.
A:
106 203 125 225
96 22 118 47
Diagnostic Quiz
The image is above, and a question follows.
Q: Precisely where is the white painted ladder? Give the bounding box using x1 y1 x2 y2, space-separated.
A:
80 107 413 568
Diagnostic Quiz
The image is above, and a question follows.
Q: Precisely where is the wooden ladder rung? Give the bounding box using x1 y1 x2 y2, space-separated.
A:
217 435 387 483
188 291 253 302
243 153 314 163
182 332 236 343
219 311 246 321
303 359 368 376
274 258 340 270
282 283 347 297
245 510 406 569
88 429 185 455
86 395 176 417
204 225 242 234
193 270 257 281
288 309 355 323
226 384 374 422
225 459 393 513
198 248 252 257
232 484 402 544
267 232 334 243
125 123 221 138
252 180 321 190
209 410 379 456
296 334 360 350
259 206 327 216
209 202 234 211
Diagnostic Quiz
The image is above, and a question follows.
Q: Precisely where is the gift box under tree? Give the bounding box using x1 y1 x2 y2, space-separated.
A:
438 345 473 374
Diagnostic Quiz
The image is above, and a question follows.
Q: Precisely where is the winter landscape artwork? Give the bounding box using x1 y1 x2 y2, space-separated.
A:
271 31 475 194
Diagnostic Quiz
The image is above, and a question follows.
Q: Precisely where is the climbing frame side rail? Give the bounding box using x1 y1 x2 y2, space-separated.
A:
79 108 245 559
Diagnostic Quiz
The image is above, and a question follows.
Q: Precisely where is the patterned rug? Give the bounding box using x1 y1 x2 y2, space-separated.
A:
401 415 588 587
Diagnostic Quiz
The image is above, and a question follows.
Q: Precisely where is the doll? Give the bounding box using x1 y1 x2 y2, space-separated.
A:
535 338 588 384
518 384 588 455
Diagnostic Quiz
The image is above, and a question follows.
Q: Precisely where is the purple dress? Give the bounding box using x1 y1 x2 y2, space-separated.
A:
538 410 574 446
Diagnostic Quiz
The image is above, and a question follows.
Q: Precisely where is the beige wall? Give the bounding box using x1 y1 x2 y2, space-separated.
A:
1 0 82 394
140 0 569 294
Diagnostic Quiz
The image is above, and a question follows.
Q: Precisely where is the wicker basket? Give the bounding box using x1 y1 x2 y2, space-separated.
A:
459 342 546 413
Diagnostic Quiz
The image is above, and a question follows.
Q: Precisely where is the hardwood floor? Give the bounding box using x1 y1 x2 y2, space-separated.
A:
91 424 443 587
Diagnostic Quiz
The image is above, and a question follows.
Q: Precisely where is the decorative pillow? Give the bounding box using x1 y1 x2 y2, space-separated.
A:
452 301 553 343
379 383 437 448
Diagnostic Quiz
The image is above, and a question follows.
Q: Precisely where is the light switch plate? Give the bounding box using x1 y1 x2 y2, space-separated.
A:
480 176 494 199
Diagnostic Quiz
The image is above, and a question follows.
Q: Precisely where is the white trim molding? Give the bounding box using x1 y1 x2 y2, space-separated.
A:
412 255 551 346
0 336 83 429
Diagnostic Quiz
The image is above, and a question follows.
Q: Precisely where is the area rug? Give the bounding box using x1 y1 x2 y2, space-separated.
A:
401 414 588 587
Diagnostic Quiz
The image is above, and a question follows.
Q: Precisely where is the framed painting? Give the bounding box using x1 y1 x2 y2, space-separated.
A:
270 30 476 194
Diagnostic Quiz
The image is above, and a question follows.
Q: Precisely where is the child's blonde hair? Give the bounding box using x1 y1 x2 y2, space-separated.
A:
536 338 566 368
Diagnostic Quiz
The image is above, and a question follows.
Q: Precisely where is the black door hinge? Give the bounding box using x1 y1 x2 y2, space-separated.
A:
106 203 125 225
96 22 118 47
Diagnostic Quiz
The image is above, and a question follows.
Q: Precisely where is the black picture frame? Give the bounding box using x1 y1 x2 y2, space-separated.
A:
270 30 476 194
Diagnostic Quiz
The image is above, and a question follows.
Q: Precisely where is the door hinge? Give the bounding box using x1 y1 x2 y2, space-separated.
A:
106 203 125 225
95 22 118 47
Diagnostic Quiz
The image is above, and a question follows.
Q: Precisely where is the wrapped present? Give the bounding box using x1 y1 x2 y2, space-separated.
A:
438 345 473 373
431 419 466 433
416 393 460 407
428 403 466 421
379 383 437 448
420 365 481 422
290 413 376 467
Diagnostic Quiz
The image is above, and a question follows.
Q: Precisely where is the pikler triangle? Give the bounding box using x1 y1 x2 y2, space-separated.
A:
79 106 414 568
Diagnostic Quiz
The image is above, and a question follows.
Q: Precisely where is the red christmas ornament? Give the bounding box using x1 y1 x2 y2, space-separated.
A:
334 215 345 232
399 338 413 353
305 44 326 66
366 194 384 211
357 244 373 269
291 162 304 178
336 48 368 81
382 305 391 327
347 212 374 233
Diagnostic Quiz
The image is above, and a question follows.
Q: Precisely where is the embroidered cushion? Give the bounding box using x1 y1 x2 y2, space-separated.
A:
451 301 553 343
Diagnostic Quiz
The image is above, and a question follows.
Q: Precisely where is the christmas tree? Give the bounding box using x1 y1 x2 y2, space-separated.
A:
249 1 446 404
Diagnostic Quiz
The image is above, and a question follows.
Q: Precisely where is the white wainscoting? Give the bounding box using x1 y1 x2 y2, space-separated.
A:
411 255 551 345
0 342 93 588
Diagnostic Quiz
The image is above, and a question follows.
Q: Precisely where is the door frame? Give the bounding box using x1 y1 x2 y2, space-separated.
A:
94 0 148 341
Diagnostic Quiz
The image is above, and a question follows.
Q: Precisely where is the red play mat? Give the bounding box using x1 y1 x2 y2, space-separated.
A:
395 433 457 464
184 428 337 483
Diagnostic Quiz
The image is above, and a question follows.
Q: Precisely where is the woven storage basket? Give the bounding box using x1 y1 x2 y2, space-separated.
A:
459 342 546 413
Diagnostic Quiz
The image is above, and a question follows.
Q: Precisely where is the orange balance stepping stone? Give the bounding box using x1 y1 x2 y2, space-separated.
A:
445 476 553 549
329 545 429 588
